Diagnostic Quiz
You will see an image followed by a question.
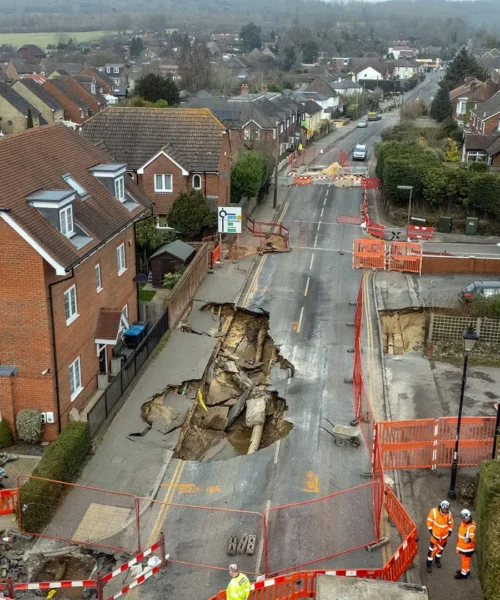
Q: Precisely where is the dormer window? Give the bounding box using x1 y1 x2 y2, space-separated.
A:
114 176 125 201
60 205 74 237
62 174 87 197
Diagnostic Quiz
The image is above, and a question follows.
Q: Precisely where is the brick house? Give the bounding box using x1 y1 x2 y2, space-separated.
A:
81 107 230 220
79 67 114 95
450 78 499 126
17 44 46 62
462 132 500 166
12 78 65 124
43 76 105 124
0 124 152 439
0 82 42 134
99 64 129 88
469 91 500 134
6 58 40 79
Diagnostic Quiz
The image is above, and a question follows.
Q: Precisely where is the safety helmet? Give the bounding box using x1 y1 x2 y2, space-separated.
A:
229 564 238 572
440 500 450 513
461 509 471 521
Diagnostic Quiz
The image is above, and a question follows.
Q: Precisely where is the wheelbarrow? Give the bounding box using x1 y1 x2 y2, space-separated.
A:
320 418 361 448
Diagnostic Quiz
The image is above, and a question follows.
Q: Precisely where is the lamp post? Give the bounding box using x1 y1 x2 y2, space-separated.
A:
397 185 414 229
448 325 480 499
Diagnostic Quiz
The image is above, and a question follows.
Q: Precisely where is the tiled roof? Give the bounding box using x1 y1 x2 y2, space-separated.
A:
303 78 338 97
330 78 362 90
471 90 500 120
15 78 62 111
464 133 500 150
95 308 123 343
450 78 483 100
0 82 41 117
469 79 500 102
0 124 152 270
10 58 40 74
45 77 91 110
80 67 114 88
81 107 226 172
19 44 46 56
303 99 323 115
47 63 84 76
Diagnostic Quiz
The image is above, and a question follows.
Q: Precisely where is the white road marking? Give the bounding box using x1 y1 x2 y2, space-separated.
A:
314 235 318 248
274 440 281 465
323 198 327 206
297 306 305 333
304 277 310 296
317 220 322 231
309 253 315 270
321 208 324 218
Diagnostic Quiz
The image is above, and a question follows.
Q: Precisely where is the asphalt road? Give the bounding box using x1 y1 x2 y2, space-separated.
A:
135 76 442 600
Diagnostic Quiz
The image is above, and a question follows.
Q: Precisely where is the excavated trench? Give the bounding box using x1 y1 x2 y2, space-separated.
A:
140 305 294 462
379 309 426 354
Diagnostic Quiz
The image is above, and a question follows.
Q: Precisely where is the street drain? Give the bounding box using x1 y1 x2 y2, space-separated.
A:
173 306 294 462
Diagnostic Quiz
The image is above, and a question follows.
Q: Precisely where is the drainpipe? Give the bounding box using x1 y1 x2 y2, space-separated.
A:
48 268 75 434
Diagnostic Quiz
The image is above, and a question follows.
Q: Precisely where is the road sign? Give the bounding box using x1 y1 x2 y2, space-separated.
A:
218 206 242 234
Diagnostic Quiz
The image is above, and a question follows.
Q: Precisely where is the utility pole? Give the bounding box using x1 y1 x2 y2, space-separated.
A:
400 82 404 124
273 120 279 209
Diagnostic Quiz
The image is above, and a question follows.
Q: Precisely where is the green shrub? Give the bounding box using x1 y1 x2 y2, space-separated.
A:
16 409 43 444
0 418 13 448
468 173 500 220
469 161 488 173
19 422 91 533
477 461 500 600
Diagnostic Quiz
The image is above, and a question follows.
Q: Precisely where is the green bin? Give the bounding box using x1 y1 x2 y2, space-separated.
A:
438 216 453 233
465 217 479 236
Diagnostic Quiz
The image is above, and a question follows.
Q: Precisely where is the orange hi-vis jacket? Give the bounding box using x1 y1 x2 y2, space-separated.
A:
427 507 454 540
456 520 476 554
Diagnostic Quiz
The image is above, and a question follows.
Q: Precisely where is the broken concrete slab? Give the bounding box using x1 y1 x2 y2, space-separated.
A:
199 437 241 462
187 300 221 335
223 360 239 374
206 378 237 406
146 393 192 434
196 406 230 431
245 397 266 427
226 387 252 429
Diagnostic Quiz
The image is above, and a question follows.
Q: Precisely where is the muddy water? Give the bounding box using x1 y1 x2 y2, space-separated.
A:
226 427 252 454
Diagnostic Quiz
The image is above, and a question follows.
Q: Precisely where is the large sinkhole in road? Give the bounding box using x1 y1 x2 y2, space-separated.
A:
140 305 294 462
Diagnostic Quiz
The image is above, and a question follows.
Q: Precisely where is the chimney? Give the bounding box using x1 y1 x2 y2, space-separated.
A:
241 83 249 96
261 83 268 94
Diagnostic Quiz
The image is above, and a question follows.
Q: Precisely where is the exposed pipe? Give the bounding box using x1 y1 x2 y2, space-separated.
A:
48 268 75 434
247 423 264 455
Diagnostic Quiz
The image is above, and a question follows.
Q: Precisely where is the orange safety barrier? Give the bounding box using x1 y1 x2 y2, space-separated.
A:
246 217 290 250
353 239 386 269
212 242 221 265
388 241 422 275
361 178 381 189
0 488 16 516
407 225 435 240
366 221 386 239
376 417 496 470
293 176 313 186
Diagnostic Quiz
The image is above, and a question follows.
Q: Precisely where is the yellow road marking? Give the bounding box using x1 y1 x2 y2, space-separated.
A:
303 471 320 493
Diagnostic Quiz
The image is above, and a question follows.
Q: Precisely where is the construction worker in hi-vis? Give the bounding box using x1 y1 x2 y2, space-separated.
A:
455 509 476 580
426 500 454 572
226 564 250 600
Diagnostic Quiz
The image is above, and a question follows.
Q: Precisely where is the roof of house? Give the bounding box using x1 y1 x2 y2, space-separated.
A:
303 99 323 115
14 78 62 111
81 107 226 172
45 77 91 110
0 82 42 118
47 63 84 77
450 77 484 100
330 78 362 90
468 79 500 103
0 124 152 270
22 73 47 84
80 67 114 88
151 239 196 261
349 56 382 69
95 308 124 343
464 133 500 150
18 44 46 56
471 90 500 119
302 78 338 97
9 58 40 74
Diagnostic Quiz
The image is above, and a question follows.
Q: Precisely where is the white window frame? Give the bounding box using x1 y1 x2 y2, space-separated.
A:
114 67 120 74
467 151 488 163
62 174 86 197
154 174 173 193
273 128 277 139
244 128 260 141
114 176 125 201
64 284 78 325
192 174 202 190
117 243 126 276
59 205 74 237
95 263 102 293
69 356 83 401
106 67 111 73
280 123 284 133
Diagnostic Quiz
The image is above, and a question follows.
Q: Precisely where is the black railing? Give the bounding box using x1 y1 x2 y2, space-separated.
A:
87 309 169 438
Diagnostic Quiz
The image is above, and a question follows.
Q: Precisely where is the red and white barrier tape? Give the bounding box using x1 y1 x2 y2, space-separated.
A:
14 580 96 591
102 541 161 583
106 565 161 600
252 569 378 590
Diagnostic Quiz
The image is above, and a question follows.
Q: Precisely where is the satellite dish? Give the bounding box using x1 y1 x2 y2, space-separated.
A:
134 273 148 285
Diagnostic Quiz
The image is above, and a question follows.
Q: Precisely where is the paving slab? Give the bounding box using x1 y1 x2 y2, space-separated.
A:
187 300 221 334
194 259 253 305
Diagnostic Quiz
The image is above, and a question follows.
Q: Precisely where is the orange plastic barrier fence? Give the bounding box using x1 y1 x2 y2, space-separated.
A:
376 417 496 470
353 239 386 269
0 489 17 516
407 225 435 240
212 243 221 264
361 178 381 189
388 242 422 275
366 221 386 239
293 176 313 186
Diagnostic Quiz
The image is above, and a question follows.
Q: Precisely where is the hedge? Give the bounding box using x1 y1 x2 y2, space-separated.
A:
19 422 91 533
476 460 500 600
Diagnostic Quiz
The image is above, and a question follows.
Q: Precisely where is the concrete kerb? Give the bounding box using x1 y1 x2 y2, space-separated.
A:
370 270 422 587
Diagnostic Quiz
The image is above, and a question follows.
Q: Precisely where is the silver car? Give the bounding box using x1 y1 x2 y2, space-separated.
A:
357 121 368 128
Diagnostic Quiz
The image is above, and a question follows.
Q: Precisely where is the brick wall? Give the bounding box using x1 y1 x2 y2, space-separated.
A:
422 255 500 274
0 220 56 437
43 80 84 123
48 225 138 429
0 220 138 439
166 244 209 328
12 81 65 124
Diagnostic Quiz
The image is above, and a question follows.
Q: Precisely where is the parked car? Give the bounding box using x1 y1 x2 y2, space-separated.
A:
353 144 368 161
357 120 368 128
460 281 500 301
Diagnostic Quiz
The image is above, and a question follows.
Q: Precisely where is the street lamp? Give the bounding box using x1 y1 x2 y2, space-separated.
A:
397 185 414 229
448 324 480 499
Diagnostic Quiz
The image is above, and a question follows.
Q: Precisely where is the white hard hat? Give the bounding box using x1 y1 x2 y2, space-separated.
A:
461 509 471 520
229 564 238 571
440 500 450 511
